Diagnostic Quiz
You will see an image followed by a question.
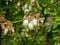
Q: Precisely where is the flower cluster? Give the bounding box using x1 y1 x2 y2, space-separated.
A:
0 17 14 35
23 13 44 30
22 4 32 14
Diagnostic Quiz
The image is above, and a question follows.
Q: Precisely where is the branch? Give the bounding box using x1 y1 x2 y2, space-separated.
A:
38 0 57 8
13 20 23 23
38 1 44 8
0 20 23 24
31 32 38 45
31 26 42 45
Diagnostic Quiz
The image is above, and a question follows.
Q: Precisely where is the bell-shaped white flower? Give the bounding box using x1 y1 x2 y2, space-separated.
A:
22 6 25 11
32 18 37 26
30 0 35 3
28 21 34 30
25 4 28 9
6 2 8 5
10 0 12 2
29 5 32 11
23 19 29 27
24 9 29 13
17 2 20 6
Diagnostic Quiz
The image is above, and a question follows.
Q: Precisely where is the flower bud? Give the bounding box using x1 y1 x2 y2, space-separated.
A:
10 0 12 2
30 0 35 3
38 18 45 25
11 27 15 33
34 13 40 19
17 2 20 6
1 23 5 29
4 28 8 35
6 1 8 5
27 13 34 21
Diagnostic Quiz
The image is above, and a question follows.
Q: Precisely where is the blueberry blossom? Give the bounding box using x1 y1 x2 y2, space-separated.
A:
28 21 34 30
23 19 29 27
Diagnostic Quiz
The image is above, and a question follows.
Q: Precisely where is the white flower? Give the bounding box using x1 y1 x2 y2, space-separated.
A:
30 0 35 2
6 2 8 5
28 21 34 30
24 9 29 13
22 4 28 11
29 5 32 11
22 6 25 11
23 19 29 27
17 2 20 6
25 4 28 9
32 18 37 26
10 0 12 2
